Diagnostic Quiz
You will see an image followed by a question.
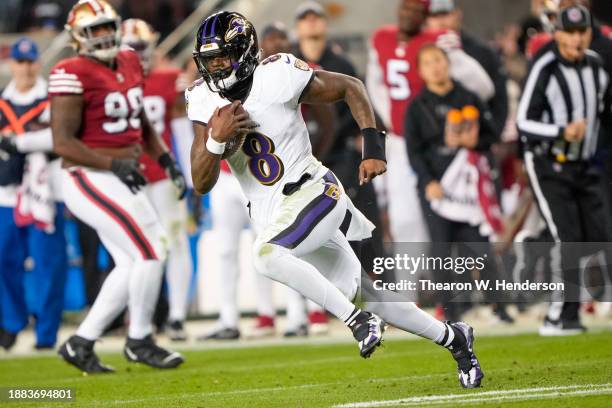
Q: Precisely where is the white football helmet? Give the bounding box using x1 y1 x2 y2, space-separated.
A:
65 0 121 62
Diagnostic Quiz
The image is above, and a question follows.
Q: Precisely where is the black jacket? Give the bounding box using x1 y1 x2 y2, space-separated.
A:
405 81 496 190
461 30 508 137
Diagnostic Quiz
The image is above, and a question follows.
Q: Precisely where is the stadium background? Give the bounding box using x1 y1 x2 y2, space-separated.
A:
0 0 612 320
0 1 611 406
0 0 611 322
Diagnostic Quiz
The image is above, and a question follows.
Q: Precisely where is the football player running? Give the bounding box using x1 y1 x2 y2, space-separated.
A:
188 11 483 388
121 18 191 342
51 0 183 373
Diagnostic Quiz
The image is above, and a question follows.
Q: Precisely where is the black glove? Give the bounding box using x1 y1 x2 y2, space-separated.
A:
158 152 187 200
0 136 18 155
110 158 147 194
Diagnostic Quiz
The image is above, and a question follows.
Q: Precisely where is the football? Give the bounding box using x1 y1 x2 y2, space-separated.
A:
219 103 248 159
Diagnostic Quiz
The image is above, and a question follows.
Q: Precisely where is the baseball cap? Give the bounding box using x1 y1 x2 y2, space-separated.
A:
295 1 326 20
10 37 39 61
429 0 455 14
261 21 288 38
557 5 591 31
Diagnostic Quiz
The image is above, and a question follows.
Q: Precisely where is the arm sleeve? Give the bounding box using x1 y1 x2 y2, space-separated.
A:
446 48 495 102
516 55 564 140
404 102 435 188
14 128 53 152
435 31 495 102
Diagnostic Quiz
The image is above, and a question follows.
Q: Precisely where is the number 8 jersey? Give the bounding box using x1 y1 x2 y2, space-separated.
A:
48 49 144 148
186 53 325 225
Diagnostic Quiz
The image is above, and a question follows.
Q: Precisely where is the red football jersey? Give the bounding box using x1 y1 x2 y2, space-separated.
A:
526 32 553 60
140 68 182 183
48 50 145 148
369 25 459 136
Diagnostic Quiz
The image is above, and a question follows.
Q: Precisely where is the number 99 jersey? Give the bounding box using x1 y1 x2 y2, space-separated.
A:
186 53 324 226
48 49 144 148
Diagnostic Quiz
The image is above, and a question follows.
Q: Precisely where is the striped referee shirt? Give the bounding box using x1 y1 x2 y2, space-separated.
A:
517 45 611 161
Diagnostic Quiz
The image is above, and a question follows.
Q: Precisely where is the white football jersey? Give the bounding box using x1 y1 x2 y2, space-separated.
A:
186 53 328 225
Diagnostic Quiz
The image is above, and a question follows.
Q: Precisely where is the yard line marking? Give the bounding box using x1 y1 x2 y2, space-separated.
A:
333 383 612 407
418 388 612 406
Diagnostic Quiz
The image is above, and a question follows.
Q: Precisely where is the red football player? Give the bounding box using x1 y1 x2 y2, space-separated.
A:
121 18 191 342
365 0 493 243
50 0 184 373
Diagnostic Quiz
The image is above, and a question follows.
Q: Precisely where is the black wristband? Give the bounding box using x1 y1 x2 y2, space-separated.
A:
362 128 386 162
158 152 174 169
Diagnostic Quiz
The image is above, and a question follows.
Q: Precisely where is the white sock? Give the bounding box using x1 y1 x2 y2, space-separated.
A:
434 322 456 347
128 260 164 339
255 272 275 318
76 266 129 341
254 244 355 322
218 241 240 329
365 301 446 342
285 288 307 330
167 233 192 322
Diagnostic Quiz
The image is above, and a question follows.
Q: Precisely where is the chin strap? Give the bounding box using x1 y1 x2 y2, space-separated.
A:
220 73 254 101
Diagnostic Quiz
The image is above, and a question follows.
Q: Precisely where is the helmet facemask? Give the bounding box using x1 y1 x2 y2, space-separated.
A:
72 19 121 62
194 47 244 93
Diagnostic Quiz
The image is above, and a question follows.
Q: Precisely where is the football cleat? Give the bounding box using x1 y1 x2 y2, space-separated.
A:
492 305 515 324
284 324 308 338
58 335 115 374
539 316 586 336
351 312 385 358
0 328 17 351
447 322 484 389
167 320 188 342
124 335 184 369
198 327 240 341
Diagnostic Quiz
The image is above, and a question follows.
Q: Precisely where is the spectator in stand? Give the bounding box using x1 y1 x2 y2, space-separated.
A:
405 44 513 323
426 0 509 137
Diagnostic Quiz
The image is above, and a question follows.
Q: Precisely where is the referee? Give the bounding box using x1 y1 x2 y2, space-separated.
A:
517 5 611 335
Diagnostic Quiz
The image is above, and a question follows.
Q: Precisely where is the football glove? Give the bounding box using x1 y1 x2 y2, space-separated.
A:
110 158 147 194
158 152 187 200
0 136 18 155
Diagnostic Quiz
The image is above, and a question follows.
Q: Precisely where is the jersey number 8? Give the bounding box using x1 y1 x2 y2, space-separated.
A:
242 132 284 186
103 87 144 133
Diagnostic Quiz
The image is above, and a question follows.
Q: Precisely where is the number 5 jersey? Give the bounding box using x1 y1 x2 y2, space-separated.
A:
48 49 144 148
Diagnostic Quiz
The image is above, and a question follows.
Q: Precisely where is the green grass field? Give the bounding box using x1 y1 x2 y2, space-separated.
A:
1 331 611 407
